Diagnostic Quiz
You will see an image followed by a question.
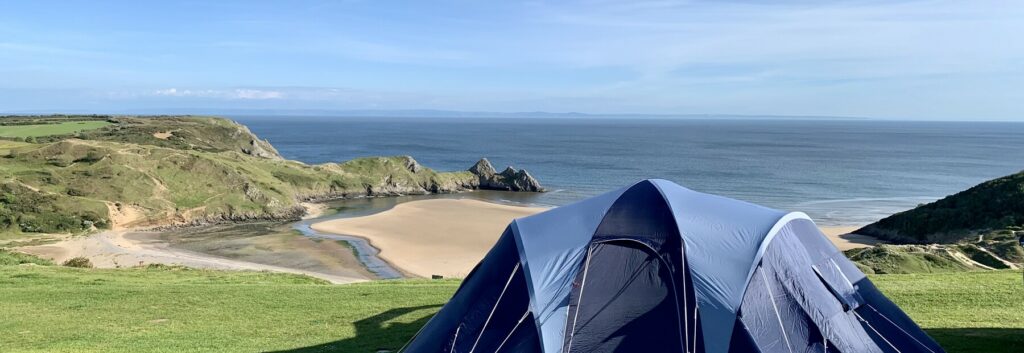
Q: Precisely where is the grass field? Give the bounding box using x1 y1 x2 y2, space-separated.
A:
0 121 111 138
0 265 1021 353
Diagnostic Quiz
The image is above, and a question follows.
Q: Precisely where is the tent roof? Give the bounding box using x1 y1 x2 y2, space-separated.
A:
511 179 812 353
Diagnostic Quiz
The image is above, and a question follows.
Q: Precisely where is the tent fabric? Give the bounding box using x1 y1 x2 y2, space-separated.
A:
402 179 943 353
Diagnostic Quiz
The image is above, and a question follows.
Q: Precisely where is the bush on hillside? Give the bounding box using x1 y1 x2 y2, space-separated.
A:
62 257 93 268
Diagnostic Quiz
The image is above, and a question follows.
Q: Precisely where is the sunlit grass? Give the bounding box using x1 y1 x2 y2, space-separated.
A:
0 121 111 138
0 264 1019 352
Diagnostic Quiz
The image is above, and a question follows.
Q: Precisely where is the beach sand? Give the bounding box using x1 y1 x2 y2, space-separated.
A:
312 199 545 278
19 230 370 284
310 199 880 279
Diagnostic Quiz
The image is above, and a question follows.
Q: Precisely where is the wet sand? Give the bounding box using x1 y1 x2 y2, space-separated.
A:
311 199 880 279
18 228 371 284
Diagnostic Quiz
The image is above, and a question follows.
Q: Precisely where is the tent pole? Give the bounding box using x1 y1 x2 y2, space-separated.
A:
493 309 530 353
681 245 690 353
854 310 902 353
565 244 596 353
692 306 699 353
468 263 521 353
449 326 461 353
760 270 794 353
864 304 937 353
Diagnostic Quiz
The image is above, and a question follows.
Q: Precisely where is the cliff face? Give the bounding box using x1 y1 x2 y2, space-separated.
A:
468 158 544 192
0 116 543 236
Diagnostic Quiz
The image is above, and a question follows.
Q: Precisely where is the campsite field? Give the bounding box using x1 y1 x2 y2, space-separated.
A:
0 264 1020 353
0 121 112 138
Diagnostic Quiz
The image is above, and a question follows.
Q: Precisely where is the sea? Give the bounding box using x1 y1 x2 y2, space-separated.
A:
232 116 1024 227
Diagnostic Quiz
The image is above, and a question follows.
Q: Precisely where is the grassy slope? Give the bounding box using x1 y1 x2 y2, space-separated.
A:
0 264 1020 353
0 121 111 138
857 170 1024 244
0 116 478 237
849 170 1024 273
2 115 280 156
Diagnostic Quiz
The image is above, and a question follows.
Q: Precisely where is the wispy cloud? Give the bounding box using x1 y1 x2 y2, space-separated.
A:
150 88 284 100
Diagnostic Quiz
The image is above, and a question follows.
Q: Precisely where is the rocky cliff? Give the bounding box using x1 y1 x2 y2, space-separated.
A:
469 158 544 192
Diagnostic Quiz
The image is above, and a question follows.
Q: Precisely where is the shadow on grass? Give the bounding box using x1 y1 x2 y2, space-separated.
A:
265 304 441 353
267 313 1021 353
927 328 1024 353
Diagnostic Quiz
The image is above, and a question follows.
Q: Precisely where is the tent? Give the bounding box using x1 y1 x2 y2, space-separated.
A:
402 179 944 353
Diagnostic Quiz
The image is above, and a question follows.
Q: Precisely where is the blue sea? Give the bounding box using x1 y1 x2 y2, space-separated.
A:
233 116 1024 226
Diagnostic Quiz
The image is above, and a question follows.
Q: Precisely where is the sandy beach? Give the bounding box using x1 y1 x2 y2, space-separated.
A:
312 199 545 278
311 199 879 279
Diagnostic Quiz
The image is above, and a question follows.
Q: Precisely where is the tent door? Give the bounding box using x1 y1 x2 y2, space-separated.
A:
562 239 685 353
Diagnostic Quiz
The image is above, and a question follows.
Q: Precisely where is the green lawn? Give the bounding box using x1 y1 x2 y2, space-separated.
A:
0 265 1020 353
0 121 111 138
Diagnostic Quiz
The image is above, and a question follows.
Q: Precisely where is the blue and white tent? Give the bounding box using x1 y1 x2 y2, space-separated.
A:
402 180 943 353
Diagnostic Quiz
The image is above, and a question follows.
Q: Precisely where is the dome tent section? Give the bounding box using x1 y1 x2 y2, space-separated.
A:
401 179 943 353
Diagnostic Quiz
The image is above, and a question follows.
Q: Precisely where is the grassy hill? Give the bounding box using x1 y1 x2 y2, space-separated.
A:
846 242 1024 274
0 120 111 138
2 115 280 157
849 170 1024 274
0 256 1019 353
856 170 1024 244
0 116 483 238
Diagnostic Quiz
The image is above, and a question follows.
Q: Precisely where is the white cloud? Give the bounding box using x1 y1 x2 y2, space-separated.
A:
151 88 284 100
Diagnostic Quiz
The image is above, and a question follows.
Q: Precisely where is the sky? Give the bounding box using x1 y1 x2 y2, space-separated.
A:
1 0 1022 120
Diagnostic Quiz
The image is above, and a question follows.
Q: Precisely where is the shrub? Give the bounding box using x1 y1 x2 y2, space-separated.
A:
62 257 93 268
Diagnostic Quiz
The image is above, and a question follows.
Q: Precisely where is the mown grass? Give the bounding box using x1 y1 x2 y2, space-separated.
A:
0 121 111 138
873 270 1024 353
0 264 1021 353
0 265 458 353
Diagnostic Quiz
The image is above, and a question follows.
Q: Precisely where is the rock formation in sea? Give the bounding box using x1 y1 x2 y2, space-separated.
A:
469 158 545 192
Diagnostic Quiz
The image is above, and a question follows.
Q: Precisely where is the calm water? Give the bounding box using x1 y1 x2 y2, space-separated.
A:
234 117 1024 226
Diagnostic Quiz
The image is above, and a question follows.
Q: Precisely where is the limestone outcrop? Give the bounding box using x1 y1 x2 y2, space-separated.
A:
468 158 544 192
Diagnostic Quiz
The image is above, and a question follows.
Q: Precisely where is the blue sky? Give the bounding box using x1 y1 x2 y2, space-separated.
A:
1 0 1022 120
